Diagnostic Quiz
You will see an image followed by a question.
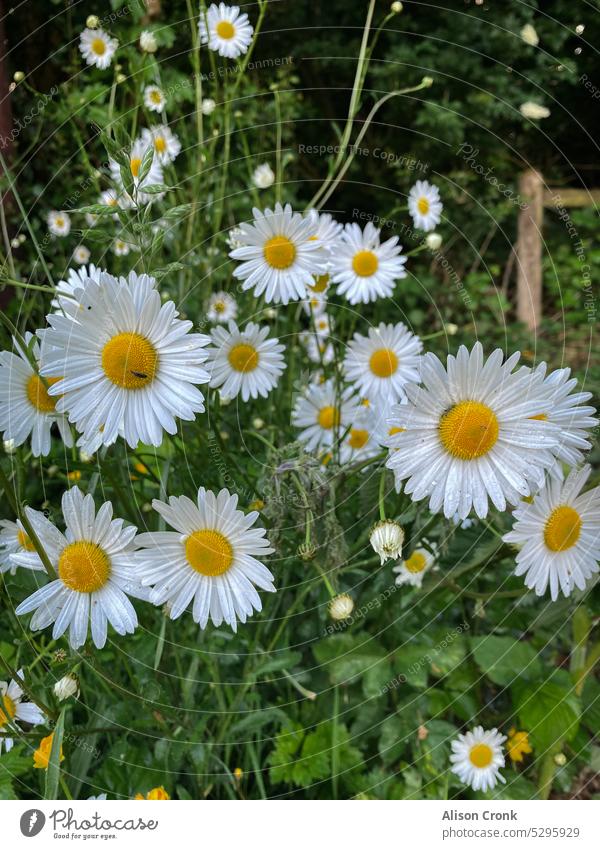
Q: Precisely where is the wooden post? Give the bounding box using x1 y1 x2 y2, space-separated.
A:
516 169 543 331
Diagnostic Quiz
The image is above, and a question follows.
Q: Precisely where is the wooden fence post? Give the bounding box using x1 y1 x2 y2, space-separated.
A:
516 169 543 331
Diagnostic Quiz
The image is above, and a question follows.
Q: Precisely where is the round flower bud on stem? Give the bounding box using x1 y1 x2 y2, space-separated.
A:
425 232 442 250
86 15 100 28
329 594 354 621
370 519 405 564
13 71 25 83
298 541 317 561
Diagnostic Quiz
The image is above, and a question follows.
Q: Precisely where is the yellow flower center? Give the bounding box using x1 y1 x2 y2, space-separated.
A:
469 743 493 769
228 343 259 373
439 400 499 460
17 529 36 551
91 38 106 55
154 136 166 153
55 217 65 228
214 301 225 313
102 332 158 389
348 428 369 449
317 405 339 430
369 348 398 378
404 551 427 573
543 505 582 552
263 236 296 269
417 197 430 215
185 529 233 577
352 250 379 277
26 375 61 413
216 20 235 39
0 694 16 728
310 274 330 293
130 157 142 177
58 541 111 593
150 90 163 104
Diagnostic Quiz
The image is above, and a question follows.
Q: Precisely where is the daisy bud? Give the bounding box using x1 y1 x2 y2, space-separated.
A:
520 23 539 46
298 541 317 561
54 674 79 701
264 308 277 319
370 519 405 565
554 752 567 766
425 232 442 250
13 71 25 83
10 238 19 249
391 1 403 12
116 73 126 84
576 24 585 35
329 594 354 621
86 15 100 28
140 30 158 53
446 322 458 335
422 76 434 87
201 98 216 115
252 418 265 430
3 438 16 454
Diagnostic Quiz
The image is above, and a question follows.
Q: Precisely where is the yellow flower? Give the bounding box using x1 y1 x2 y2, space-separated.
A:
67 470 82 482
135 786 170 800
134 462 149 475
33 733 64 769
507 727 532 763
233 767 243 780
248 499 264 511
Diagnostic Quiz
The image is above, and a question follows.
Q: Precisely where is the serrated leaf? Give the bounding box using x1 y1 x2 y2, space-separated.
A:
514 670 580 754
471 635 541 686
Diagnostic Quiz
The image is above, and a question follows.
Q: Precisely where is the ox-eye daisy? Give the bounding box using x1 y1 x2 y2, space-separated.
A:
330 222 407 304
229 203 326 304
207 291 237 323
40 274 210 451
79 27 118 70
205 320 285 402
450 727 506 792
109 139 164 207
73 245 91 265
305 209 343 252
0 519 44 575
136 488 275 632
144 85 166 114
385 343 559 520
0 670 45 754
340 404 383 464
408 180 443 232
51 263 104 311
344 322 422 403
14 488 146 649
47 211 71 237
199 3 254 59
504 465 600 600
141 125 181 166
393 546 435 588
292 379 359 453
0 334 73 457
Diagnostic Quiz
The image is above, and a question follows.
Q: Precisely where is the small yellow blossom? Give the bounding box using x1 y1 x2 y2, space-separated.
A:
249 499 265 511
506 728 532 763
33 733 64 770
67 470 82 482
135 786 170 800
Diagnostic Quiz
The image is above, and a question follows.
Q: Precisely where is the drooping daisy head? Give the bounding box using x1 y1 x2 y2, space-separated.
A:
0 519 45 575
136 487 275 632
79 27 118 70
14 487 147 649
370 519 405 565
40 273 210 451
252 163 275 189
207 290 238 323
140 125 182 166
0 333 73 457
0 669 45 754
205 320 286 402
47 211 71 237
330 222 407 304
386 343 561 520
450 726 506 792
144 84 166 114
343 322 422 403
393 546 435 588
408 180 443 232
199 3 254 59
504 464 600 600
229 203 327 304
109 138 164 207
292 379 359 453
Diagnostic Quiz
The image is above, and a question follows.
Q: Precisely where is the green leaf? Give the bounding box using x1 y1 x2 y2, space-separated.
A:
141 183 169 195
44 708 65 800
313 633 387 688
514 670 581 754
137 145 156 186
471 635 541 686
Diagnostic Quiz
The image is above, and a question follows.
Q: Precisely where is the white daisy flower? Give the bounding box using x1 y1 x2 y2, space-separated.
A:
300 331 335 366
503 465 600 600
313 312 333 338
530 364 597 476
343 322 422 403
199 3 254 59
79 27 118 70
139 30 158 53
144 84 166 114
252 163 275 189
98 189 120 216
304 209 343 252
330 222 407 304
14 488 146 649
370 519 405 564
207 291 238 323
205 320 286 402
39 273 210 451
113 238 130 257
340 403 383 464
0 519 44 575
73 245 91 265
302 290 328 316
0 670 45 754
52 264 104 311
0 334 73 457
229 203 327 305
393 546 435 588
109 139 164 207
450 726 506 792
201 97 217 115
408 180 443 232
292 379 359 453
47 211 71 237
140 125 181 166
385 343 560 520
135 487 275 632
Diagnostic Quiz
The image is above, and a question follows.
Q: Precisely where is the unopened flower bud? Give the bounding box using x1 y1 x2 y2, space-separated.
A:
425 232 442 250
13 71 25 83
370 519 405 564
329 594 354 621
54 674 79 701
391 1 403 12
86 15 100 28
140 30 158 53
298 541 317 561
